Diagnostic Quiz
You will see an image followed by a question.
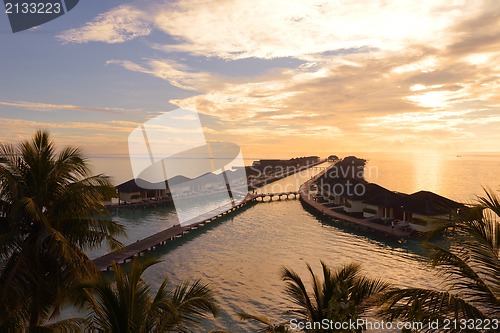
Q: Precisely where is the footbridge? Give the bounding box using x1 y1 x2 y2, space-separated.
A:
250 191 300 201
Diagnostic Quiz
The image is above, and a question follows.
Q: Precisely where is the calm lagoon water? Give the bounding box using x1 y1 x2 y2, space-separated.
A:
86 153 499 332
360 152 500 201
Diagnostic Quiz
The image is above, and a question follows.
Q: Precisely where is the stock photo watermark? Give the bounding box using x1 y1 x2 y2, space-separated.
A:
3 0 79 32
288 318 499 332
127 107 248 227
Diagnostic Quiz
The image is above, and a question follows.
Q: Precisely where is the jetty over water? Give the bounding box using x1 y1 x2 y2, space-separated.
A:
106 197 173 211
94 191 299 271
251 191 300 201
94 200 251 271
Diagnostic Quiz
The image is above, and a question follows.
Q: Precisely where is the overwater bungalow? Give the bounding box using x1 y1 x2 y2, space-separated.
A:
399 191 464 232
339 186 463 231
314 174 463 233
116 179 170 204
189 172 227 193
357 185 407 219
337 183 405 219
115 171 245 205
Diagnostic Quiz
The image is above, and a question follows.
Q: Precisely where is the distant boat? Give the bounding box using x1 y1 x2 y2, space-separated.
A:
457 155 462 157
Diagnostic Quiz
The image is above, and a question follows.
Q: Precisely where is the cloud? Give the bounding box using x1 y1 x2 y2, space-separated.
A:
106 59 218 91
57 5 152 44
0 118 137 154
446 10 500 56
57 0 484 59
0 117 136 132
0 100 137 115
166 36 500 152
152 0 474 60
363 110 474 129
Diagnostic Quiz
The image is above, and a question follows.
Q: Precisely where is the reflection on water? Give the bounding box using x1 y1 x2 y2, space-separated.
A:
411 153 443 195
362 152 500 201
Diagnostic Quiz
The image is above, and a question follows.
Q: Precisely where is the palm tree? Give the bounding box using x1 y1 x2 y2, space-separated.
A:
0 130 125 328
74 257 219 332
282 261 390 332
380 189 500 332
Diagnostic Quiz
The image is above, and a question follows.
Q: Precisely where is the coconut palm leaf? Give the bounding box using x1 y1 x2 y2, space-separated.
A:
282 261 390 332
380 288 486 333
380 189 500 330
75 257 218 333
282 265 317 321
0 130 125 328
164 278 219 332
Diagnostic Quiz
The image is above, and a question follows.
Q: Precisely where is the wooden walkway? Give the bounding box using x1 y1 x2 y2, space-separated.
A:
94 190 300 271
298 172 412 238
251 191 300 201
248 159 326 189
105 197 173 211
93 201 251 271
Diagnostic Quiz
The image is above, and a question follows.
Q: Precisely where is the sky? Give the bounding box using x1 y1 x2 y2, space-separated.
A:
1 0 499 159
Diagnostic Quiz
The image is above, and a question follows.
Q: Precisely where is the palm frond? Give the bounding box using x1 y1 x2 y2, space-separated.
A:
381 188 500 325
170 278 219 328
282 261 390 326
74 257 218 332
281 266 316 321
478 187 500 217
41 317 89 331
0 130 126 328
380 288 486 332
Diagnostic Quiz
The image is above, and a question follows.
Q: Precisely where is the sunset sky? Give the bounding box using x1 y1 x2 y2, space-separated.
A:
1 0 499 158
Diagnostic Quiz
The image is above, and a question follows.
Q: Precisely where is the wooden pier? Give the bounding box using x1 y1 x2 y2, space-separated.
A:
250 191 300 201
93 190 307 271
93 201 252 271
105 197 173 211
248 159 327 189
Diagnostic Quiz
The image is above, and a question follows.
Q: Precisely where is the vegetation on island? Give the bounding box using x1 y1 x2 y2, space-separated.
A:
0 131 498 332
322 156 367 182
